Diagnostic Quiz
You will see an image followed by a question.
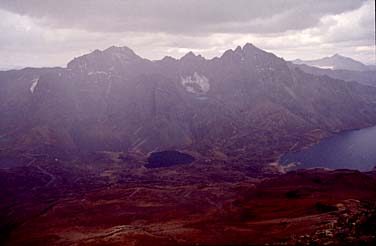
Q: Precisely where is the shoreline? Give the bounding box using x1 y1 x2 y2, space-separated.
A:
276 124 376 173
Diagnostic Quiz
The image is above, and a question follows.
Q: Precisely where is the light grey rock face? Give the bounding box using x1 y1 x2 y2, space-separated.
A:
1 44 376 159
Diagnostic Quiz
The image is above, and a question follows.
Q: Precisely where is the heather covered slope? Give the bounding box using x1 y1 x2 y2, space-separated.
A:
2 165 376 245
1 44 376 162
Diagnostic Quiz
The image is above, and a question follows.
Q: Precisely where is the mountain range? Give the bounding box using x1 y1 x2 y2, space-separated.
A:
292 54 375 71
2 44 376 245
290 54 376 87
1 44 376 164
289 62 376 87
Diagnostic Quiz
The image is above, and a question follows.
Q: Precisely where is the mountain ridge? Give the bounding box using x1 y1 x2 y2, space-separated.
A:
1 43 376 164
292 54 373 71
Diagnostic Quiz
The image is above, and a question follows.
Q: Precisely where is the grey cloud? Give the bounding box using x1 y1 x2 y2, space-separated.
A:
0 0 373 69
326 2 374 43
0 0 367 34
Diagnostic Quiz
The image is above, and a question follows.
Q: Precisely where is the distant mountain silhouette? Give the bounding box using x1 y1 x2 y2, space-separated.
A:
288 62 376 87
292 54 372 71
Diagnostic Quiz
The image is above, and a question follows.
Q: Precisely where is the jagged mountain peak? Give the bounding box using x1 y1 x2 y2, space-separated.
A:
67 45 144 72
242 43 272 57
220 42 280 67
161 55 177 62
234 45 242 53
230 43 263 55
180 51 205 62
243 42 256 50
103 45 138 56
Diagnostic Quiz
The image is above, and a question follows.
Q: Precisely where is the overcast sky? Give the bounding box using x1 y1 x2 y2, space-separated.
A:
0 0 375 69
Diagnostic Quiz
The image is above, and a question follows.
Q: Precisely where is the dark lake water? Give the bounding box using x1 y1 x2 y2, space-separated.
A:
281 126 376 171
145 150 195 168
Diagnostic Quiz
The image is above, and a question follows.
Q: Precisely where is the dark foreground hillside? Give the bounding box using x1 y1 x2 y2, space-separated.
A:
1 161 375 245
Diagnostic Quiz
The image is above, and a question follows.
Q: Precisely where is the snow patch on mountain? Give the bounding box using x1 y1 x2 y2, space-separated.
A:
181 72 210 94
30 78 39 93
88 71 108 76
314 65 334 70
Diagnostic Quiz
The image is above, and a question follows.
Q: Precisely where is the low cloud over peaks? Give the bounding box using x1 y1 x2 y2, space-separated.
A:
0 0 374 69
